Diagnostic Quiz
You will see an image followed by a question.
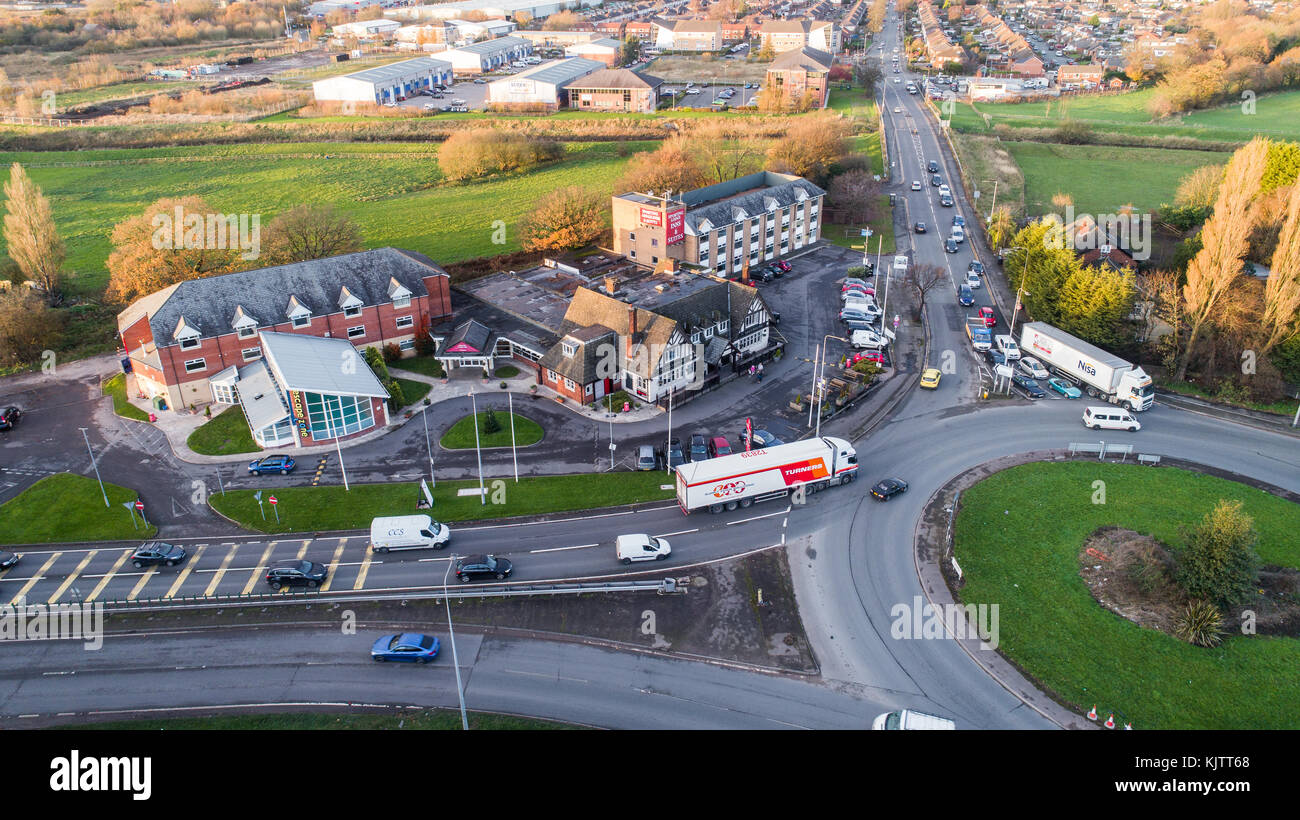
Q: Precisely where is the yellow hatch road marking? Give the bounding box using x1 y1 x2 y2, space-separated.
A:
320 540 346 592
165 546 206 599
353 551 373 591
9 552 61 606
85 550 133 603
242 542 278 595
204 544 240 597
49 550 97 604
127 564 158 601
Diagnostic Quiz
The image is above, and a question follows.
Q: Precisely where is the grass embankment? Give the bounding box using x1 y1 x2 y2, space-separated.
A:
0 473 156 544
948 131 1027 219
440 412 542 449
1158 380 1300 418
101 373 150 422
211 471 675 534
954 461 1300 729
186 405 259 456
60 709 576 730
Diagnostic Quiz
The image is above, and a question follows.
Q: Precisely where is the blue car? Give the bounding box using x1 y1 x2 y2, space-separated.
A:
1047 377 1082 398
372 633 440 663
249 455 296 476
958 284 974 305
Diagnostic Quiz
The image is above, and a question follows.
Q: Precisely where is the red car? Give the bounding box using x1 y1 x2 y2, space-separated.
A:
851 351 885 365
775 260 791 272
978 306 996 327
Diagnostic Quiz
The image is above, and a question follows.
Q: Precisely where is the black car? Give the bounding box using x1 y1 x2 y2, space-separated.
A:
1012 373 1047 399
940 194 955 207
927 160 940 173
870 477 909 501
0 550 19 571
666 438 686 468
985 348 1009 367
688 433 709 462
455 554 513 582
914 222 927 233
740 429 783 449
931 174 942 187
131 542 187 569
946 238 959 253
767 264 784 279
266 559 328 590
249 455 295 476
968 260 984 276
0 406 20 431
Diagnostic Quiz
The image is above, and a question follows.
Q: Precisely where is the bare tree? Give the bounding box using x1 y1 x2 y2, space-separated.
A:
263 204 363 265
1261 181 1300 355
1176 137 1269 381
2 163 68 306
827 169 880 224
689 119 765 185
904 263 947 320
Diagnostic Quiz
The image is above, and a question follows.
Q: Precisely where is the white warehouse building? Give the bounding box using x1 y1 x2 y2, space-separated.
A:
441 35 532 75
486 57 603 109
312 57 454 104
388 0 603 22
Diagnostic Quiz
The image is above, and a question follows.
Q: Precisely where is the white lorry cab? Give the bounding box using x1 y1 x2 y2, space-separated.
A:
616 534 672 564
872 709 956 730
369 515 451 553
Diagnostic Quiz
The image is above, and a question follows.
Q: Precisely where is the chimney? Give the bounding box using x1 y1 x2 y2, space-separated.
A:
628 306 637 337
605 275 618 295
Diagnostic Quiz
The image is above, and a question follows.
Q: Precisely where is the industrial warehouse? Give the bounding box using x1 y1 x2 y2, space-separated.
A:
311 56 454 104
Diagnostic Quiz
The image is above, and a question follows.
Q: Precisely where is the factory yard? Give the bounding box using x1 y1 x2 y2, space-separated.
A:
643 54 771 85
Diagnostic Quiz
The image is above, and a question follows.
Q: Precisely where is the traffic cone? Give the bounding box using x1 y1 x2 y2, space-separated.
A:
1087 705 1097 721
1124 722 1133 730
1104 713 1115 729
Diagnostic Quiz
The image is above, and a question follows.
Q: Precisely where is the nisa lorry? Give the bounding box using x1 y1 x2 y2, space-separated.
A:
674 437 858 514
965 317 991 350
1019 322 1154 411
369 515 451 552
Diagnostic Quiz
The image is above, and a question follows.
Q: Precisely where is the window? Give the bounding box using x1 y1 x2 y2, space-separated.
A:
237 326 257 339
629 232 636 241
179 336 200 351
651 238 658 247
630 249 637 259
184 358 206 373
242 347 262 361
395 315 414 329
399 339 415 351
548 370 559 383
344 305 362 318
292 315 311 329
347 325 366 339
563 377 576 391
651 256 658 264
212 382 236 404
393 296 411 310
304 392 375 441
562 341 576 358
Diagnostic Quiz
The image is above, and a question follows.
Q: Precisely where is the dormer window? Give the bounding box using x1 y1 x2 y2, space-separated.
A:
238 326 257 339
292 315 311 329
562 340 577 358
388 277 413 310
286 295 312 329
173 316 201 350
339 286 364 318
180 335 200 350
231 305 257 339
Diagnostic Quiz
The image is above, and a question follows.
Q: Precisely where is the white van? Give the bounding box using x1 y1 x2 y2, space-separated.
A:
616 534 671 564
872 709 956 730
1082 406 1141 432
370 515 451 553
951 225 965 243
994 335 1021 360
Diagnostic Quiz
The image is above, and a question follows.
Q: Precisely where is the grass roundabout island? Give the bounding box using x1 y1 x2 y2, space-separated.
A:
440 411 542 450
952 461 1300 729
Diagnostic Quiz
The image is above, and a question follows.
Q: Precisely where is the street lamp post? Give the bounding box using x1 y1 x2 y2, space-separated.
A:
78 427 109 508
420 403 434 487
469 389 485 505
815 334 848 439
1005 244 1034 340
443 557 469 730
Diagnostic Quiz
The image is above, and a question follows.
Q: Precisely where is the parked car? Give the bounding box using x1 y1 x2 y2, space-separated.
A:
666 438 686 468
843 277 872 291
977 306 996 327
636 444 658 471
266 559 327 589
914 222 927 233
131 542 186 569
842 304 882 322
870 477 909 500
740 429 783 449
1011 373 1046 399
455 554 513 582
0 550 20 571
707 436 732 458
919 368 941 389
0 405 20 431
775 260 791 273
958 284 974 305
851 329 887 349
248 455 295 476
1018 356 1049 379
688 433 709 462
371 633 440 663
985 348 1009 367
851 350 885 365
842 284 875 298
1047 377 1082 398
994 335 1021 360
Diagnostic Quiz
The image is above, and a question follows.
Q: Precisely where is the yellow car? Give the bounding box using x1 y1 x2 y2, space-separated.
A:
919 368 942 389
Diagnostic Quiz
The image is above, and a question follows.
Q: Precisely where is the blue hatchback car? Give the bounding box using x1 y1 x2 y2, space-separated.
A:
958 284 974 305
249 455 296 476
372 633 440 663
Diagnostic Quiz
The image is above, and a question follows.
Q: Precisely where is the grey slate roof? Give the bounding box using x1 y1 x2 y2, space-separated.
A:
680 172 826 234
769 46 832 71
132 248 447 345
436 319 494 358
538 325 617 384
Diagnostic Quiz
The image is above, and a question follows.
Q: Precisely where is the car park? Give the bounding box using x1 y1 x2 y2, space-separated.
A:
978 306 996 327
0 551 20 571
372 633 440 663
1018 356 1049 379
131 542 186 569
851 329 887 348
616 534 671 564
0 406 21 430
958 284 974 305
248 455 295 476
919 368 941 389
1011 373 1046 399
1047 377 1082 398
266 559 327 589
913 222 926 233
688 434 709 462
708 436 732 458
455 554 513 582
870 477 908 500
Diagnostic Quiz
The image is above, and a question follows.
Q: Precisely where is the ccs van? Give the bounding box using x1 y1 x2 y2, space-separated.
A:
370 515 451 552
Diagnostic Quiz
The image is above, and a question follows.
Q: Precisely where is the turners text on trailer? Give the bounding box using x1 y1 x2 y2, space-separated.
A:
674 437 859 514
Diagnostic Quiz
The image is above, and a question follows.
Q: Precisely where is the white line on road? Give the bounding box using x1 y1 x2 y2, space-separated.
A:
725 510 788 526
503 668 588 684
654 529 698 538
530 543 599 554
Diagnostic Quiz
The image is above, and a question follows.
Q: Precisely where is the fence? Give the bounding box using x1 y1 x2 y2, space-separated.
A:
1067 441 1134 461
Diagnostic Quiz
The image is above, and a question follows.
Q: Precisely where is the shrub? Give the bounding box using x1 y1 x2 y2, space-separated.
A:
482 407 502 435
363 345 390 382
1175 599 1225 648
386 378 406 411
382 342 402 363
1175 499 1261 609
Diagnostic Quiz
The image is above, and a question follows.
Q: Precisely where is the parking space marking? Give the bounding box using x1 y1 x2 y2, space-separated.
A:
164 546 206 599
85 550 133 602
9 552 61 605
241 542 278 595
49 550 97 604
203 544 240 596
319 540 347 592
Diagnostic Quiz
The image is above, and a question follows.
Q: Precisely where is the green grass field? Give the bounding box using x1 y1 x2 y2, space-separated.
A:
0 140 653 295
823 194 896 255
390 357 445 378
955 461 1300 729
391 377 431 409
210 471 675 533
187 405 258 456
55 80 203 110
61 709 576 730
1006 141 1226 216
0 473 156 544
440 412 542 449
101 373 150 422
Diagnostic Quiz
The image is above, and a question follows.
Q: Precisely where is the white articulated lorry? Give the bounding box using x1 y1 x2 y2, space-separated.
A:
1019 322 1154 411
674 437 859 514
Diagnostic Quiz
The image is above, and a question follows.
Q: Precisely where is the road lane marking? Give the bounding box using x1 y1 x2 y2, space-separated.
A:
725 510 788 526
48 550 97 604
319 540 347 592
127 565 158 601
203 544 240 596
85 550 133 602
164 546 206 599
655 529 698 537
9 552 61 605
530 543 599 554
241 542 277 595
503 668 588 684
352 552 373 590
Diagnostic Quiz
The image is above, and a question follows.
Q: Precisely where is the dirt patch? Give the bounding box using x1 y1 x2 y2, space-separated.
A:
1079 526 1300 639
102 548 816 672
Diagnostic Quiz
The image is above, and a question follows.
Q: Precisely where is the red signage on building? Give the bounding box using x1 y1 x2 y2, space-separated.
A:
446 342 480 353
638 207 663 227
666 206 686 245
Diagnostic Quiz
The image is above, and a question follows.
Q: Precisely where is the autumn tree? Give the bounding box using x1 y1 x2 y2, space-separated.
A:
105 196 242 305
689 119 765 184
0 287 61 367
1174 164 1224 211
2 163 68 306
437 129 563 183
519 186 607 252
765 113 850 182
614 137 707 196
904 263 947 320
985 206 1015 251
1260 181 1300 355
1177 137 1269 380
262 204 363 266
827 169 879 224
542 10 583 30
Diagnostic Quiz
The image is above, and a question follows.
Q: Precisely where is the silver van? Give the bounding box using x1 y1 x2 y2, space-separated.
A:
1082 406 1141 432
